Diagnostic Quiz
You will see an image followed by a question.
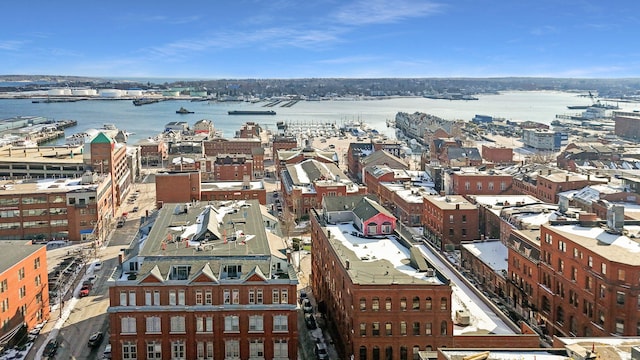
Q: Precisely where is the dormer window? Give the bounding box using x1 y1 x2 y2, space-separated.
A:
169 265 191 280
224 265 242 279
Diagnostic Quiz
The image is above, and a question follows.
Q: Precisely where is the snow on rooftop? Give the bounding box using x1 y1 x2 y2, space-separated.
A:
553 224 640 253
327 223 442 284
440 350 567 360
462 241 508 273
416 245 516 335
293 163 310 183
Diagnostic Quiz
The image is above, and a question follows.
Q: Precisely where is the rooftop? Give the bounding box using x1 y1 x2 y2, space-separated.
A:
462 240 508 274
200 180 264 191
0 173 109 194
0 241 44 274
425 195 477 210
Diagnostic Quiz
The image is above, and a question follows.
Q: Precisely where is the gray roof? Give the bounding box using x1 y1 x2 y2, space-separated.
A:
447 147 482 161
285 159 344 185
322 194 378 212
0 241 44 274
352 197 394 221
361 149 408 168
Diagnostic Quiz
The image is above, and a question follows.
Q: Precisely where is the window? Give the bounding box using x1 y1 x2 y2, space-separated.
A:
585 276 593 291
18 267 24 280
122 341 137 359
425 297 432 310
500 182 507 191
169 291 177 305
274 339 288 359
171 340 185 360
146 316 161 333
400 321 407 335
465 182 470 191
178 290 185 305
462 215 467 223
372 297 380 311
205 290 213 305
225 340 240 359
145 291 152 306
588 256 593 268
412 322 420 335
121 317 136 334
412 296 420 310
273 315 288 331
129 291 136 306
425 322 432 335
0 279 7 293
146 341 162 359
601 263 607 275
449 215 454 223
476 182 482 190
249 315 264 331
35 275 41 287
400 297 407 311
360 323 367 336
120 292 128 306
616 319 625 335
372 322 380 336
197 341 214 360
385 322 392 336
440 320 448 335
34 257 41 269
196 316 213 333
170 316 185 333
618 269 626 281
385 298 392 311
617 291 626 305
440 297 448 310
225 315 240 332
249 339 264 358
195 290 203 305
360 346 368 360
257 289 263 304
360 298 366 311
280 289 288 304
249 289 255 304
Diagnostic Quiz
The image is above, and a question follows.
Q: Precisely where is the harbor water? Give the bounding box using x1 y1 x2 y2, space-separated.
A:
0 91 632 144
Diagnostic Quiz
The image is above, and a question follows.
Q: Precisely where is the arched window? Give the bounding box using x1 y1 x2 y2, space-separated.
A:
360 346 367 360
412 346 420 360
400 346 408 360
400 297 407 311
440 297 448 310
385 346 392 360
367 222 378 235
385 297 392 311
412 296 420 310
556 306 564 324
426 345 432 351
425 297 432 310
570 316 577 334
542 296 550 313
372 297 380 311
360 298 366 311
440 320 447 335
373 346 380 360
381 221 392 234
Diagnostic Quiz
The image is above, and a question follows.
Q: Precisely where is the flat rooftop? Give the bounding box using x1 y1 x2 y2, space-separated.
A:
0 144 84 164
201 181 264 192
0 241 44 274
325 222 445 285
462 240 508 274
0 175 107 194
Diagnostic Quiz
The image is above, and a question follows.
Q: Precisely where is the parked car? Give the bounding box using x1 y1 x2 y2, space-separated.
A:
44 338 59 357
94 262 102 271
79 285 90 297
302 298 313 313
304 313 317 330
299 290 308 304
315 342 329 360
88 331 103 347
103 343 112 359
132 206 139 212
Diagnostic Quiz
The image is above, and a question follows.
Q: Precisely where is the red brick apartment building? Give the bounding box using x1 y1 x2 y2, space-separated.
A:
449 169 514 197
236 122 261 138
271 136 298 165
275 146 337 181
0 241 49 347
347 142 404 181
467 195 541 239
422 195 479 251
108 200 298 360
312 196 540 359
136 138 168 167
155 172 267 205
280 159 366 219
87 133 132 208
213 154 255 181
538 213 640 338
513 169 606 204
481 145 514 164
203 138 264 177
614 111 640 141
311 197 454 359
0 172 114 242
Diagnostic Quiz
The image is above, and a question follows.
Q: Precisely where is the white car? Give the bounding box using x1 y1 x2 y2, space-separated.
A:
94 262 102 271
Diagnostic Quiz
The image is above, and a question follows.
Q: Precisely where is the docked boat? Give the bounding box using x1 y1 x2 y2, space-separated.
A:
133 98 161 106
567 105 590 110
228 110 276 115
176 107 194 114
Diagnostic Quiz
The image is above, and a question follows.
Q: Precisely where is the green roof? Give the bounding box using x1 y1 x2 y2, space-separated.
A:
91 132 113 144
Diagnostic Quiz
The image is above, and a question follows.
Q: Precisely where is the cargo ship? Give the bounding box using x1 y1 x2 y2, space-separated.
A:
133 98 162 106
228 110 276 115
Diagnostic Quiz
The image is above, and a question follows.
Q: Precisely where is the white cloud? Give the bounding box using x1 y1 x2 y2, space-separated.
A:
333 0 442 26
0 40 27 51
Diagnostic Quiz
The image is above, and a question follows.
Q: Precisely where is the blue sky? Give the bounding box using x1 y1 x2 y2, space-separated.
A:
2 0 639 78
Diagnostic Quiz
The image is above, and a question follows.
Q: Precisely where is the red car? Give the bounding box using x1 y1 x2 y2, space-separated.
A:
79 285 90 297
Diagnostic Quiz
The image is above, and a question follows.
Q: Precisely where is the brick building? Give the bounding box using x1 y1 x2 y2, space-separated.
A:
235 122 261 138
481 145 514 164
136 138 168 167
87 133 133 208
422 195 479 251
346 142 403 181
271 136 298 165
155 172 267 205
467 195 541 239
538 212 640 338
275 146 337 181
0 172 114 242
107 200 298 360
449 168 514 197
280 159 365 219
614 111 640 141
0 241 49 347
460 240 508 299
213 154 255 181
